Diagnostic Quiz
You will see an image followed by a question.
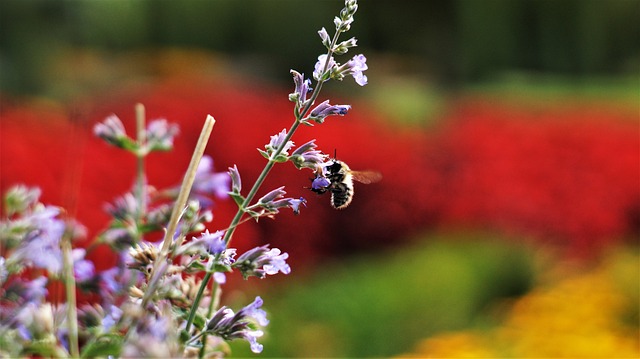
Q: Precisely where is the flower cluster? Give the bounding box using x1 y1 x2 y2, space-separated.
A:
1 1 369 357
202 296 268 354
94 114 179 155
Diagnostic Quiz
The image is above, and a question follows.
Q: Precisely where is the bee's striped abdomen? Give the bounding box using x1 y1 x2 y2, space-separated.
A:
330 176 354 209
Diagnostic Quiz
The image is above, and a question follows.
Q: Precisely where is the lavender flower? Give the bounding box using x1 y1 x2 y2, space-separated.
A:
106 193 139 221
260 129 295 162
101 305 123 332
318 27 331 49
72 249 95 282
289 70 313 107
228 165 242 194
10 208 65 274
290 140 328 169
308 100 350 123
233 245 291 279
122 306 180 357
204 296 268 353
342 53 368 86
192 155 231 200
145 119 180 152
12 276 49 304
99 266 138 297
93 115 131 149
312 176 332 191
258 186 287 205
313 54 338 82
247 187 306 218
178 229 226 257
272 197 307 215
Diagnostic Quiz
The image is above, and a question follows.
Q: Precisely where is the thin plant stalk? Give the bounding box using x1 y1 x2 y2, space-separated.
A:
139 115 216 308
134 103 147 226
198 280 222 359
184 24 343 338
61 234 80 358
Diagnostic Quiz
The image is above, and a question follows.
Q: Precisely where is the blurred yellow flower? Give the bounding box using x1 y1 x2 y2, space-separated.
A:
401 248 639 358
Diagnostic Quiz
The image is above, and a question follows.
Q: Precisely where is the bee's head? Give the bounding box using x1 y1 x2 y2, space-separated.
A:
327 159 348 173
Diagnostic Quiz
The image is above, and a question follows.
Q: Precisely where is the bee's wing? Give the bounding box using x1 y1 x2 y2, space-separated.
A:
350 170 382 184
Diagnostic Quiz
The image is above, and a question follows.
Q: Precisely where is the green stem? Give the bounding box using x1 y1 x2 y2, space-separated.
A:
184 119 301 335
61 235 79 358
184 23 344 345
198 280 222 359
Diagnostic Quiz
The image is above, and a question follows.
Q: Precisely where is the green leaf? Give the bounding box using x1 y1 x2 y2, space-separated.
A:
80 333 123 358
212 264 232 273
118 137 139 152
229 192 245 207
273 154 289 163
257 148 270 159
186 261 208 272
22 338 67 357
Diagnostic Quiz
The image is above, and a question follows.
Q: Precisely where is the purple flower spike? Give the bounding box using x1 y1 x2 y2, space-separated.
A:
93 115 128 147
308 100 350 124
228 165 242 194
233 245 291 279
205 296 268 354
258 186 287 205
289 70 312 106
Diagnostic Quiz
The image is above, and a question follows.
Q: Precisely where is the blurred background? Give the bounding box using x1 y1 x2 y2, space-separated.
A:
1 0 639 357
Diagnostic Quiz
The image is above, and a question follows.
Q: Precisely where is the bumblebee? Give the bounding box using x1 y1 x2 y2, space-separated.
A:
311 159 381 209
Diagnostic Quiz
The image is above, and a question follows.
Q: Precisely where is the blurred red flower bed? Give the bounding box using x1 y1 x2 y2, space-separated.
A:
1 77 638 270
431 100 639 256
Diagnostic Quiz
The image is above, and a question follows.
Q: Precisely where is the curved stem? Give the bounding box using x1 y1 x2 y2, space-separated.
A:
185 23 345 343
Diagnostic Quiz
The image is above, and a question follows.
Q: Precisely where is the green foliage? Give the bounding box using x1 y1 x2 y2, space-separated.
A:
80 333 123 358
230 233 536 357
1 0 638 96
